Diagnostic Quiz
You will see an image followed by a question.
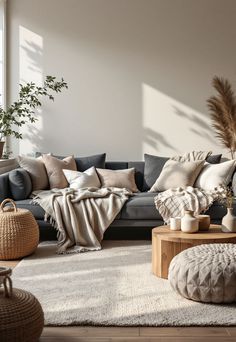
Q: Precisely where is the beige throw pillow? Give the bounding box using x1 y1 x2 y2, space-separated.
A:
18 155 49 190
149 159 205 192
42 154 77 189
96 168 139 192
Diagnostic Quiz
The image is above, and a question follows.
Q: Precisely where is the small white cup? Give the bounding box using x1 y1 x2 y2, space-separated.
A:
170 217 181 231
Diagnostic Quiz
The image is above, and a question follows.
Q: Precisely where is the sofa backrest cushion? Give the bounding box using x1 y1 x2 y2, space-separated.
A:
206 154 222 164
143 154 169 191
9 168 32 200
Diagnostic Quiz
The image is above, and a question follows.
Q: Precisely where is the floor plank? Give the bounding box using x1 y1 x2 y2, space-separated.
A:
42 327 140 337
39 337 236 342
140 327 230 337
226 327 236 336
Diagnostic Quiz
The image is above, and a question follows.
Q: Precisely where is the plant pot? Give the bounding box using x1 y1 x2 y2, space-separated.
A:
0 141 4 159
221 207 236 233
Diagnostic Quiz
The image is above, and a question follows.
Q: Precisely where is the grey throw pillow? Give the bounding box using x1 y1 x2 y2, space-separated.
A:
9 168 32 200
143 154 169 191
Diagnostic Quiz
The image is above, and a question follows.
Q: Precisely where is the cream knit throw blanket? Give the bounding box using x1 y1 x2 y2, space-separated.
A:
33 187 131 254
154 186 223 224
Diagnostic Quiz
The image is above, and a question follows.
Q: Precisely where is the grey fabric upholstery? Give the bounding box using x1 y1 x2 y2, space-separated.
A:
75 153 106 171
9 168 32 200
143 154 169 191
105 162 128 170
121 192 162 220
205 201 228 219
169 243 236 303
128 162 144 191
0 171 11 202
206 154 222 164
14 199 45 219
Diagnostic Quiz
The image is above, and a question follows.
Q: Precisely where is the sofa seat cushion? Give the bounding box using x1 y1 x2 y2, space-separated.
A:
14 199 45 220
121 192 162 220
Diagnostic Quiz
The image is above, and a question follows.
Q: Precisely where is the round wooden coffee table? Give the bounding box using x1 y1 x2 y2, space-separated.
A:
152 225 236 279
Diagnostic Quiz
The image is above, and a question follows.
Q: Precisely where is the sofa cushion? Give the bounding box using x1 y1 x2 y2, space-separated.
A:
42 154 77 189
206 154 222 164
121 192 162 220
14 199 45 220
18 155 49 190
9 168 32 200
97 167 139 192
143 154 169 191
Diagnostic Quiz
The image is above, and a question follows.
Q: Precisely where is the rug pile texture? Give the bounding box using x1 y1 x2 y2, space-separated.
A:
12 241 236 326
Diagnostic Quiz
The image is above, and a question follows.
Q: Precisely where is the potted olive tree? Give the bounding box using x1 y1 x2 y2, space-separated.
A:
0 76 68 158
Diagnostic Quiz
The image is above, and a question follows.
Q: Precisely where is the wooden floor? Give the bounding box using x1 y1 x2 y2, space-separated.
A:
40 327 236 342
1 261 236 341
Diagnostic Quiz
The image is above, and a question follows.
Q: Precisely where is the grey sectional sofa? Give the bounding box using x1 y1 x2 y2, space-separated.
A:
0 159 232 241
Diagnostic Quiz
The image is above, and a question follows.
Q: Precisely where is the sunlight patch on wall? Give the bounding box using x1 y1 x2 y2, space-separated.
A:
19 26 43 155
142 84 215 157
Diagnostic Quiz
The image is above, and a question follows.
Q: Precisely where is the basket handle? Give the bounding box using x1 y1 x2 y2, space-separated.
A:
0 267 12 298
0 198 17 212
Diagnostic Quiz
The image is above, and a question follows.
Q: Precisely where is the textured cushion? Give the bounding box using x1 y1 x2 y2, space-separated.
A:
18 155 49 190
171 150 212 162
168 244 236 303
195 160 236 190
150 159 205 192
42 155 77 189
63 167 101 189
206 154 222 164
121 192 162 220
143 154 169 191
97 167 139 192
9 168 32 200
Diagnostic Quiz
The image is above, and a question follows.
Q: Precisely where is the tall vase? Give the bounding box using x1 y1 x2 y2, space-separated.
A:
221 208 236 233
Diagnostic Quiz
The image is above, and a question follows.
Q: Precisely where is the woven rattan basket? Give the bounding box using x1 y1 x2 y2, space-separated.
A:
0 266 44 341
0 198 39 260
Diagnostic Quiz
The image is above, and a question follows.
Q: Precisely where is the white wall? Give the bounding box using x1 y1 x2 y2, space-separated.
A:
7 0 236 160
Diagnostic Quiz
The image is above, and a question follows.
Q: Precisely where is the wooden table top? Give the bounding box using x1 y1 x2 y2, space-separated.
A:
152 224 236 242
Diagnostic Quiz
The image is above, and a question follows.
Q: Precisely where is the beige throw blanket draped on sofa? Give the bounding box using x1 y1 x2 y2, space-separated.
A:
155 186 223 224
33 187 131 254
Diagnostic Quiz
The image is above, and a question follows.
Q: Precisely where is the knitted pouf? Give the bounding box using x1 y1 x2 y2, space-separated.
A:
168 243 236 303
0 267 44 342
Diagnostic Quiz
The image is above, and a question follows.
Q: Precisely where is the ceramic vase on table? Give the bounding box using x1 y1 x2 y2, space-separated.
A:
221 207 236 233
181 210 199 233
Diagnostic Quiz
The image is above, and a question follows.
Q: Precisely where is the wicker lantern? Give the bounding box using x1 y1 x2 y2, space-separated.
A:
0 267 44 341
0 199 39 260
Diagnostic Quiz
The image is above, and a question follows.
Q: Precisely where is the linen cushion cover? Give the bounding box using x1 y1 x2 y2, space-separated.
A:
168 244 236 303
42 154 77 189
9 168 32 200
194 160 236 190
149 159 205 192
63 167 101 189
96 167 139 193
18 155 49 190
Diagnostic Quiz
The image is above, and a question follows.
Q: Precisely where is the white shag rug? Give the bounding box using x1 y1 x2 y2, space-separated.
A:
12 241 236 326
